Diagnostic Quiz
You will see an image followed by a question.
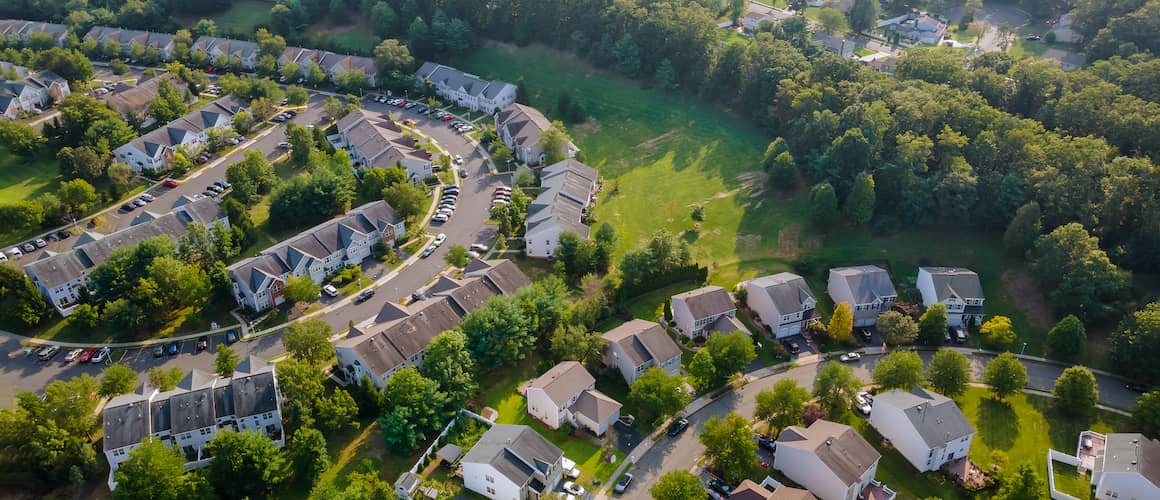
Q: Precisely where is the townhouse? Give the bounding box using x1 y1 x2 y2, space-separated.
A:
113 95 246 172
525 159 598 258
0 20 69 46
526 361 621 436
279 46 376 85
191 36 260 70
0 65 69 118
228 200 405 311
1080 432 1160 500
602 318 682 385
916 267 985 327
415 62 517 113
84 26 176 60
102 74 189 125
746 272 818 338
332 109 434 182
672 285 746 339
102 356 284 490
827 266 897 327
24 197 227 316
493 103 579 166
461 424 564 500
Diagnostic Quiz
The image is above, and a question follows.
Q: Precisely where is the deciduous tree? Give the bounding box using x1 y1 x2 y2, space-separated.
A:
994 463 1042 500
1054 366 1099 416
872 350 924 390
700 413 757 483
288 427 329 486
877 311 918 345
1032 223 1129 322
284 318 334 365
461 295 533 370
918 303 948 346
1047 315 1086 361
423 330 477 403
148 366 185 391
813 361 861 415
206 430 289 499
628 367 690 426
983 352 1027 400
112 437 205 500
549 324 607 367
215 345 239 377
99 364 138 398
754 379 810 434
927 349 970 397
651 470 705 500
1133 391 1160 440
828 302 854 343
979 316 1017 350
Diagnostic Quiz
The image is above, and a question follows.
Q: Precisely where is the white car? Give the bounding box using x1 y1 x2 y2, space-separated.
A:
854 392 872 416
64 349 84 362
0 252 7 263
90 347 109 364
469 243 489 253
454 154 463 165
322 284 339 297
432 214 449 223
561 457 580 479
563 481 585 496
434 233 446 246
8 247 22 258
839 352 861 363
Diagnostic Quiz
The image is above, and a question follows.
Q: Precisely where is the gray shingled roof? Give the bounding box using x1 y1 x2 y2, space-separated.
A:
416 62 516 99
1102 434 1160 487
873 387 974 447
602 319 681 367
750 273 815 315
572 389 621 424
921 267 983 302
339 298 463 378
527 361 595 408
461 424 562 487
777 420 881 486
102 392 151 450
478 260 532 294
674 286 735 320
831 266 896 303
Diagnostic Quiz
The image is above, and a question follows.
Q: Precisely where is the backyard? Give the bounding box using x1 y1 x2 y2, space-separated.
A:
176 0 272 36
0 150 61 245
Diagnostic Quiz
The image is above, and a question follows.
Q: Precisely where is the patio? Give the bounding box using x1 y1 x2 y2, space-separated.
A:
861 479 897 500
1076 430 1107 473
945 457 989 489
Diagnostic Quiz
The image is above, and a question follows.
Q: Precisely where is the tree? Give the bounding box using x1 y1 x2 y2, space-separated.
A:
767 151 797 191
285 318 334 365
613 34 641 77
227 150 277 205
1054 366 1098 416
317 389 359 433
1133 391 1160 440
817 8 849 35
549 324 608 366
444 245 469 267
0 120 45 156
382 182 427 219
872 351 925 390
653 58 676 91
688 349 718 393
927 349 971 397
847 0 877 32
283 275 322 305
828 302 854 343
0 264 50 328
628 367 690 426
380 367 449 453
877 311 918 345
705 331 757 383
813 361 862 415
650 470 705 500
99 364 137 398
107 162 132 193
373 38 413 73
288 427 329 486
977 314 1016 351
286 86 308 106
460 295 533 370
843 171 875 225
983 352 1027 400
700 413 757 483
148 366 185 392
57 179 99 219
423 330 477 403
150 78 188 123
112 437 200 500
809 182 838 230
278 359 327 406
1032 223 1129 322
1047 315 1086 361
994 463 1043 500
232 110 253 135
538 121 573 165
918 303 948 346
754 379 810 434
1112 302 1160 382
206 430 288 499
215 345 240 377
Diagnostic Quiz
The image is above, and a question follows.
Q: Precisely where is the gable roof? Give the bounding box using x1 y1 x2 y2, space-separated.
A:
873 387 974 447
673 285 735 320
103 74 183 118
920 267 983 302
338 109 432 169
495 103 577 152
469 259 532 294
337 298 463 378
415 62 516 100
121 95 241 157
461 424 563 487
750 273 815 315
526 361 595 408
830 266 896 303
602 319 682 367
572 389 621 424
777 419 881 486
1101 434 1160 487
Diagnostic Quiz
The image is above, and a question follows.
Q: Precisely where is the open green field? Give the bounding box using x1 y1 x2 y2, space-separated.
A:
177 0 272 36
307 23 377 54
0 150 57 203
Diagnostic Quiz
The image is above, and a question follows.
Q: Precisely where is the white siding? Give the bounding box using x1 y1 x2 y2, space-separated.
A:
526 387 562 429
774 443 852 500
463 462 523 500
524 225 563 258
1096 471 1160 500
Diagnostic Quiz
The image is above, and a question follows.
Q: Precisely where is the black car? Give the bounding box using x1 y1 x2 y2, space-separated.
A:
57 230 71 239
859 329 873 342
121 203 135 211
781 339 800 354
667 417 689 437
755 435 776 451
355 289 376 304
1126 383 1149 393
197 338 208 350
708 478 733 497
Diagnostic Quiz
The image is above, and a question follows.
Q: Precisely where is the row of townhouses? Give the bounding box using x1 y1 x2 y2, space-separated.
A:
493 103 580 166
112 94 246 172
227 200 405 312
331 109 434 182
415 62 517 113
101 74 191 126
0 61 70 118
279 45 378 84
84 26 177 59
334 259 531 389
24 197 228 316
0 19 69 46
524 159 598 258
102 356 284 490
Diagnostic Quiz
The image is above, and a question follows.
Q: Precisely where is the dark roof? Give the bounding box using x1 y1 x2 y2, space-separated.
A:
415 62 516 99
461 424 563 487
749 273 815 315
873 387 974 447
169 387 216 434
777 420 881 486
437 443 463 463
602 319 681 367
231 370 279 418
477 260 531 294
339 298 463 378
673 285 735 320
102 393 151 449
439 276 498 315
1103 434 1160 487
830 266 897 303
920 267 983 302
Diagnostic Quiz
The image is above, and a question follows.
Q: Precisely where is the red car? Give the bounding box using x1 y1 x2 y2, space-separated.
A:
78 348 97 363
402 118 414 126
162 179 180 188
440 115 454 122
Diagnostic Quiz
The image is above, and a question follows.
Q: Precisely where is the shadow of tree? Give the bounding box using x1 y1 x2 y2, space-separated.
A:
1026 394 1098 451
682 230 700 245
977 397 1019 451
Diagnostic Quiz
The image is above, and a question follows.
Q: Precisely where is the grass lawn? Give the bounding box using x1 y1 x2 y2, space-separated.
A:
308 22 377 54
0 150 61 245
1052 461 1092 499
624 281 702 323
1008 39 1052 58
177 0 272 36
25 298 238 342
849 418 967 499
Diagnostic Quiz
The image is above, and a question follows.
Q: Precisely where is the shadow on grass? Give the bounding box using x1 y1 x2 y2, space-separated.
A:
1026 396 1102 451
977 397 1019 451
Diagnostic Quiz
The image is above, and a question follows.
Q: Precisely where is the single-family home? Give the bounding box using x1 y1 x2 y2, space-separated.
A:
494 103 579 166
729 480 818 500
0 62 70 118
25 197 227 316
228 200 404 311
602 319 682 385
191 36 260 70
747 273 817 338
869 388 975 472
415 62 517 113
877 12 948 45
774 419 893 500
1083 432 1160 500
741 12 773 32
332 109 434 182
526 361 621 436
0 20 69 46
461 424 564 500
672 285 744 339
334 259 530 389
114 95 246 172
827 266 896 327
102 74 189 126
524 159 598 258
84 26 176 60
103 356 283 490
916 267 984 327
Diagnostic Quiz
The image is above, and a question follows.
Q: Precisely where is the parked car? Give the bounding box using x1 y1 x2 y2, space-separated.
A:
57 230 72 239
613 472 633 494
432 214 449 223
1126 383 1149 393
64 349 83 362
208 185 224 193
91 347 109 363
322 284 339 297
8 247 22 258
421 245 437 258
78 348 96 363
37 346 60 361
0 252 7 263
839 352 862 363
756 434 776 451
153 345 165 357
139 193 155 202
33 238 47 248
563 482 585 496
121 203 135 211
197 338 208 350
133 198 147 207
859 329 873 342
434 233 447 246
952 325 967 344
708 479 733 497
167 342 179 355
162 179 180 188
21 242 34 253
667 417 689 437
854 393 872 416
781 339 800 354
355 289 376 303
469 243 489 253
440 115 454 121
226 331 238 344
454 154 464 165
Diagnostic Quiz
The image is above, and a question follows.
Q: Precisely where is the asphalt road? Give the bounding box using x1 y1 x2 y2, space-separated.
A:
618 350 1140 500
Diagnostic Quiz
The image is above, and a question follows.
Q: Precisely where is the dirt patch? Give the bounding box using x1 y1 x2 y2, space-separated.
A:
777 224 802 258
736 172 769 204
637 130 680 150
1001 268 1056 331
736 234 762 252
573 116 602 138
708 190 737 201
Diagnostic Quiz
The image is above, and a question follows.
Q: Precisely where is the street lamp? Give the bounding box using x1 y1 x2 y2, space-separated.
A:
1020 341 1028 355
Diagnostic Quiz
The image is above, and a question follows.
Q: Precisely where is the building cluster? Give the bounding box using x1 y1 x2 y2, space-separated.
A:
24 197 227 316
526 361 621 436
0 61 70 119
493 103 579 166
0 19 69 46
101 74 190 126
524 159 598 258
228 200 406 312
113 94 247 172
876 12 949 45
415 62 517 113
334 258 531 389
331 109 434 182
102 357 284 490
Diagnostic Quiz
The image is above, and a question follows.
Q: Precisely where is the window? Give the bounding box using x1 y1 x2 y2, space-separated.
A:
486 475 494 483
485 486 495 495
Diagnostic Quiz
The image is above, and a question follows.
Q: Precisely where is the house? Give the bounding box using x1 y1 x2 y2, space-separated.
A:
415 62 517 113
279 46 323 72
869 388 975 472
84 26 176 60
1078 432 1160 500
102 356 283 490
24 197 227 316
671 285 744 339
916 267 984 327
524 159 598 258
333 109 434 182
747 273 817 338
526 361 621 436
774 420 893 500
1042 48 1087 71
461 424 564 500
494 104 579 166
0 63 70 118
827 266 896 327
877 12 948 45
601 319 682 385
0 20 69 46
729 480 817 500
318 52 378 86
102 74 188 125
741 12 773 32
114 95 246 172
813 33 853 58
860 54 898 76
191 36 260 69
334 259 529 389
228 200 405 311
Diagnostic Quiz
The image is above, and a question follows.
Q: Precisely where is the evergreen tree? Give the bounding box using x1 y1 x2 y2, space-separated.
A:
843 171 876 225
